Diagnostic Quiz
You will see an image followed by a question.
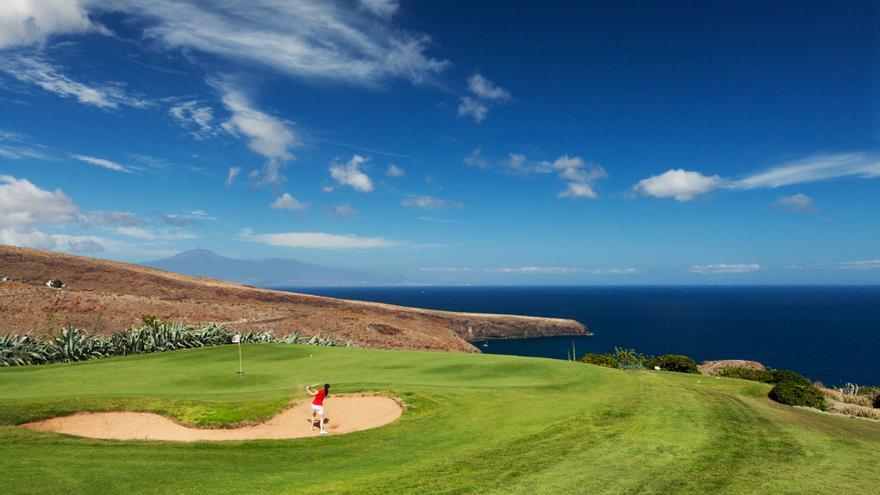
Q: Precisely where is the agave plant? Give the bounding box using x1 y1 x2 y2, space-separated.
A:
0 332 53 366
52 325 97 362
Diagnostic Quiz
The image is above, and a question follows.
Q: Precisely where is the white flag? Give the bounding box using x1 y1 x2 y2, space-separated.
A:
231 334 240 344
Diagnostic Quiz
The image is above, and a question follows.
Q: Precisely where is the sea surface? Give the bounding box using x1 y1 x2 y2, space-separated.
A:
286 286 880 386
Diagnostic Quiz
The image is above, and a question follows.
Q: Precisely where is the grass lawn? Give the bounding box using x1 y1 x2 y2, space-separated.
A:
1 344 878 494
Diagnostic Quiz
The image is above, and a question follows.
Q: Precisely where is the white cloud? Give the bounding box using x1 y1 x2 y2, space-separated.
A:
0 56 148 110
0 174 80 250
216 83 297 186
688 264 762 274
329 154 374 192
86 0 447 86
114 226 197 240
774 193 818 213
731 153 880 190
558 182 598 199
457 74 511 123
239 229 401 249
358 0 399 17
420 267 638 274
225 166 241 187
271 192 307 211
161 213 205 226
503 153 607 199
77 210 142 228
0 175 78 228
169 100 217 139
0 0 103 49
333 204 358 218
787 260 880 271
457 96 488 123
62 237 105 253
634 153 880 202
385 164 405 177
834 260 880 270
72 154 133 173
463 147 490 169
418 216 461 224
467 74 511 102
401 195 463 210
634 169 724 201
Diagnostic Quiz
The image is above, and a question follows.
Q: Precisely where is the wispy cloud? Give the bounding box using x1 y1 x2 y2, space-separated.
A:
72 154 133 173
774 193 818 213
0 130 55 160
225 166 241 187
421 266 638 274
215 82 297 186
88 0 448 86
239 228 402 249
0 56 149 110
169 100 218 139
357 0 400 17
787 260 880 271
463 147 490 169
418 216 462 224
402 195 463 210
458 73 511 123
731 153 880 190
634 152 880 201
688 264 762 274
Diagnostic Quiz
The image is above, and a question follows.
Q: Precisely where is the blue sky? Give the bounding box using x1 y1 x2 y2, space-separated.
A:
0 0 878 284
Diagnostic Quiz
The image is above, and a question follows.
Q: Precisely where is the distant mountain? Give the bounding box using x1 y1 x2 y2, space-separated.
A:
144 249 404 287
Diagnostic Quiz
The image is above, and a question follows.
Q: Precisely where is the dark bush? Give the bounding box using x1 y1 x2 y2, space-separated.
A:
579 353 619 368
769 369 812 386
768 382 826 410
650 354 700 374
874 394 880 409
719 366 773 383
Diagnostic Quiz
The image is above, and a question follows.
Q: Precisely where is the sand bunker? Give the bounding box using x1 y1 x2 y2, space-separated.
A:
22 395 402 441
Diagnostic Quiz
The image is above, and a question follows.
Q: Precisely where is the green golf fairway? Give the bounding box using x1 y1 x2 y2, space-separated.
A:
1 344 878 494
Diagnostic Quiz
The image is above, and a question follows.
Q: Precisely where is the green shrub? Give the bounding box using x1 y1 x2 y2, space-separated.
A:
769 369 812 386
719 366 773 383
874 394 880 409
579 353 619 368
769 382 826 410
612 347 651 369
649 354 700 374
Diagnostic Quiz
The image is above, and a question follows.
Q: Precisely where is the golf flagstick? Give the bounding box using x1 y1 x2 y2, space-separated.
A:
232 334 243 379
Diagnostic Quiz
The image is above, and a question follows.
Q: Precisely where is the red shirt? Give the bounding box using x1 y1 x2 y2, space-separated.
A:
312 389 326 406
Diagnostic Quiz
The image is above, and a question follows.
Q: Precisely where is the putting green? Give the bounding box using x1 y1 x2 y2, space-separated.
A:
1 344 878 494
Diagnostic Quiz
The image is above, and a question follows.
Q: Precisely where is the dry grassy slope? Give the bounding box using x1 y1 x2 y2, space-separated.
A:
0 246 587 352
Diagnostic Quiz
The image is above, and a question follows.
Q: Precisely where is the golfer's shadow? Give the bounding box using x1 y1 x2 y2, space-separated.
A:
309 417 330 429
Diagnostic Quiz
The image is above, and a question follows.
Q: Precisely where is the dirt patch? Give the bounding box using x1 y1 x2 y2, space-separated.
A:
22 395 402 441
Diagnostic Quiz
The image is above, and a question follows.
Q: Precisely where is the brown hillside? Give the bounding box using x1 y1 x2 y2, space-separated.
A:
0 246 587 352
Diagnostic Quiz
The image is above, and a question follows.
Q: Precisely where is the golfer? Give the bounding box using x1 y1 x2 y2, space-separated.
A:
306 383 330 435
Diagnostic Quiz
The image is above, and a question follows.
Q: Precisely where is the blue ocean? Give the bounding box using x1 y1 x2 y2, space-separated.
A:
289 286 880 386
